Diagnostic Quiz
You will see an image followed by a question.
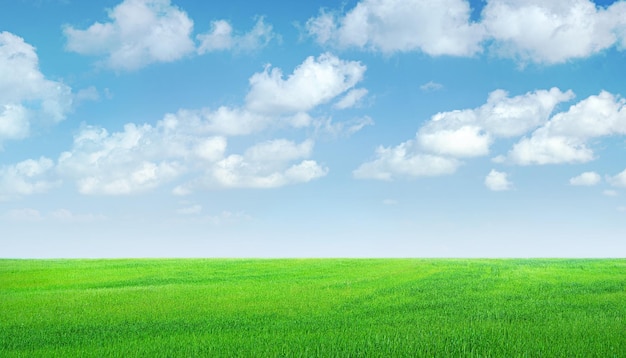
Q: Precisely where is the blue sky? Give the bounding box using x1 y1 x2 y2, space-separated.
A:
1 0 626 258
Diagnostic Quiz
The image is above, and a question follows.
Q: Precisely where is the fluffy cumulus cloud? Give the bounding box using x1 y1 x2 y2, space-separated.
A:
246 53 366 114
0 157 59 200
1 53 360 197
197 17 276 53
569 171 601 186
482 0 626 64
63 0 278 70
306 0 485 56
307 0 626 64
475 88 575 137
64 0 195 70
163 53 367 137
356 87 572 180
356 86 626 181
208 139 327 189
507 135 594 165
0 32 72 145
418 125 492 158
507 91 626 165
56 120 327 194
353 140 460 180
0 49 367 198
166 107 268 136
484 169 512 191
56 123 193 195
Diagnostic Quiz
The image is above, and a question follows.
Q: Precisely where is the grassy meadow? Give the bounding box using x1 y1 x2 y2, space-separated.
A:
1 259 625 357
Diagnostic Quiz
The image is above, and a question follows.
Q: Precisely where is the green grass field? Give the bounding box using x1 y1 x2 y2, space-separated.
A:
1 259 625 357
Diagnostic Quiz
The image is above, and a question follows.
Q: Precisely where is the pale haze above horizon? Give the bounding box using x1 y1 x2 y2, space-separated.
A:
1 0 626 258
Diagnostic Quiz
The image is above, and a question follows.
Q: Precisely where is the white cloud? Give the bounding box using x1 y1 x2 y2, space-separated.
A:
48 209 107 223
5 53 366 197
603 190 619 197
285 160 329 183
484 169 512 191
314 116 374 137
210 139 327 188
197 20 232 51
538 91 626 139
194 136 227 161
150 54 368 139
0 105 29 143
0 32 73 145
569 171 601 186
101 136 326 193
307 0 626 64
413 87 572 144
307 0 485 56
482 0 626 64
353 140 460 180
197 17 275 54
74 86 100 103
355 87 572 180
2 208 105 222
615 1 626 49
417 88 572 158
244 139 314 163
56 120 223 195
0 157 59 200
177 204 202 215
3 208 43 221
476 88 575 137
608 168 626 188
507 91 626 165
200 108 317 135
246 53 366 114
418 125 492 158
334 88 368 109
64 0 195 71
508 135 593 165
420 81 444 92
166 107 269 136
206 210 252 225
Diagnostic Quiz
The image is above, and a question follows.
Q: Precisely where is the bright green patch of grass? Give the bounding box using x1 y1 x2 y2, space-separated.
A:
1 259 625 356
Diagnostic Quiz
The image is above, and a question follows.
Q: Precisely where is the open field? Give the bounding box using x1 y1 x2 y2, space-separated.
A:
1 259 625 357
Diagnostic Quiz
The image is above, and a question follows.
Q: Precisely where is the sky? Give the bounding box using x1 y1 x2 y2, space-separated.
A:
1 0 626 258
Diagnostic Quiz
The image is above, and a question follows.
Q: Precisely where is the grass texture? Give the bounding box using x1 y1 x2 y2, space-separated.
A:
1 259 625 357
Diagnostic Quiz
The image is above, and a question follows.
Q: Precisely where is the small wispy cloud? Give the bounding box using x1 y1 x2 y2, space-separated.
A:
177 204 203 215
206 211 252 225
74 86 100 103
3 208 43 221
420 81 443 92
3 208 106 222
333 88 368 109
608 169 626 188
